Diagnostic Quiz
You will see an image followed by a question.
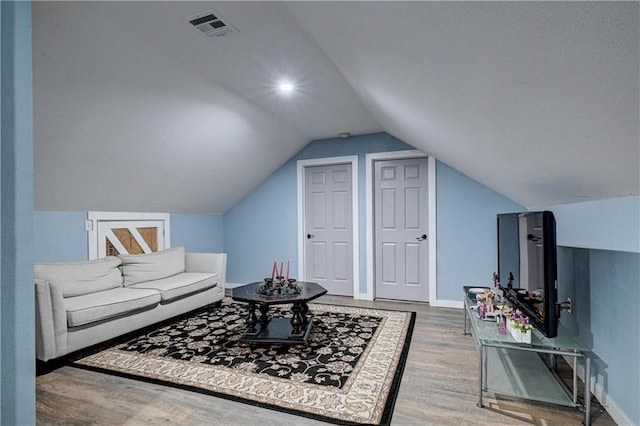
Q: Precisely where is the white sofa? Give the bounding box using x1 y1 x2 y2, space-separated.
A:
35 247 226 362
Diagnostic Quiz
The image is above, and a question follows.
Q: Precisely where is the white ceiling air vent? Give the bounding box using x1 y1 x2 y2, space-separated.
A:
188 10 237 39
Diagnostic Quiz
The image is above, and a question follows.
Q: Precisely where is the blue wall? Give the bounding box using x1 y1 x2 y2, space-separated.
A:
34 211 87 262
1 2 35 423
223 132 524 304
171 213 224 252
550 196 640 425
436 162 524 300
33 212 224 262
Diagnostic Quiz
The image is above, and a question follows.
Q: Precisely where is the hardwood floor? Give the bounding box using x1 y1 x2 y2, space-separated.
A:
36 296 616 425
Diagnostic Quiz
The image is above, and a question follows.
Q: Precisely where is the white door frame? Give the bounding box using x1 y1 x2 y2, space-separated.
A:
365 151 436 303
297 156 360 298
87 211 171 259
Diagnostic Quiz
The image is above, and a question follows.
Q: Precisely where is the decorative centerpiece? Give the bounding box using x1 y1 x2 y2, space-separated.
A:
477 287 497 320
508 309 533 343
257 260 301 296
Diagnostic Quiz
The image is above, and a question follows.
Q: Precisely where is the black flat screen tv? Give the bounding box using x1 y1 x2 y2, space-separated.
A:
497 211 558 338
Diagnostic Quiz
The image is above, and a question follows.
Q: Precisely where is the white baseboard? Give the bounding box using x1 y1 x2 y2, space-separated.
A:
224 282 244 296
432 299 464 309
352 297 464 308
561 355 632 425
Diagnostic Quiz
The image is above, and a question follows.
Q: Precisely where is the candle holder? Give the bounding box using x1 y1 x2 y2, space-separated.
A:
257 276 301 296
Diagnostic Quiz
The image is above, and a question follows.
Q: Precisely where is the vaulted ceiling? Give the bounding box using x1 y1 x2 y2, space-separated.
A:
32 1 639 213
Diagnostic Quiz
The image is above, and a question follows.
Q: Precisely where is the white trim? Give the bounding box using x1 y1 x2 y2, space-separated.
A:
224 282 245 289
104 229 128 255
431 299 464 309
365 151 437 304
297 156 360 298
87 211 170 259
560 355 632 426
428 156 437 306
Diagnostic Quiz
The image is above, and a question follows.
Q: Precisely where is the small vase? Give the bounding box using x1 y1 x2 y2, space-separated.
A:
509 324 531 343
510 325 521 342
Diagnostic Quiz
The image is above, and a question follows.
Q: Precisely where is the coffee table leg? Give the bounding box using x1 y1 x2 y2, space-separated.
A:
290 303 304 336
300 302 310 326
246 302 258 330
240 302 259 344
259 303 270 325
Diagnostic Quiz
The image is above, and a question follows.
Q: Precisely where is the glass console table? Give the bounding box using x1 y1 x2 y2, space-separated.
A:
462 286 592 425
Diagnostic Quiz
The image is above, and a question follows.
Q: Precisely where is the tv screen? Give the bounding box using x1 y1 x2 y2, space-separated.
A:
497 211 558 337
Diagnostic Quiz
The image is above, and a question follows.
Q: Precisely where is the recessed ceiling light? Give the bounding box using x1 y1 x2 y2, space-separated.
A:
278 82 294 93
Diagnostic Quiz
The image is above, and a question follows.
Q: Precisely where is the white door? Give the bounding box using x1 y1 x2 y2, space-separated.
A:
96 220 165 258
304 164 353 296
374 157 429 302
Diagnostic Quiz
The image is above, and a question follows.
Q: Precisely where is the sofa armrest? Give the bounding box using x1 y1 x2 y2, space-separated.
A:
185 253 227 289
35 280 68 361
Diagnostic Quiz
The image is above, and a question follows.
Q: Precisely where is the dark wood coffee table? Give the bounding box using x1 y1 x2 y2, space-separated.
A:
231 281 327 346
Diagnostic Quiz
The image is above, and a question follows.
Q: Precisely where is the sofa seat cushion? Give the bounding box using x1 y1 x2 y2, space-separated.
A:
120 247 186 286
128 272 217 303
65 288 161 327
35 257 123 298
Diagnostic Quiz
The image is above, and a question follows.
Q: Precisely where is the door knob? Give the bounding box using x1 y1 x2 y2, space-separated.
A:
416 234 427 241
306 233 315 239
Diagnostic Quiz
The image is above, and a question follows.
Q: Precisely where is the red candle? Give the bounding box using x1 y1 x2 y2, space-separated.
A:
271 261 277 280
286 261 290 280
280 262 284 277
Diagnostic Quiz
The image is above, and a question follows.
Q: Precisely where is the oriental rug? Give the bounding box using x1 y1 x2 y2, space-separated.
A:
72 299 415 425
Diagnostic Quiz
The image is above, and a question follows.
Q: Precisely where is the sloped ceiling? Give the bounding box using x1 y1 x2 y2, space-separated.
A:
33 1 639 213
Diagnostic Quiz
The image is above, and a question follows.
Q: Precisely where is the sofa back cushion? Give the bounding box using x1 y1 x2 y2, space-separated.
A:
35 257 123 298
120 246 186 286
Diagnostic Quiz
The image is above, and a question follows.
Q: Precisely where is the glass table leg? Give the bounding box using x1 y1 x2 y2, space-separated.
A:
478 342 484 408
584 356 591 425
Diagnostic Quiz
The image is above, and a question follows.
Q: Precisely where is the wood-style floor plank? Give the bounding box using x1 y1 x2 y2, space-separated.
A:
36 295 615 425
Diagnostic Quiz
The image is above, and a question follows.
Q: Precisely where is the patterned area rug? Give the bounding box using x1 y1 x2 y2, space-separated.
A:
72 299 415 425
